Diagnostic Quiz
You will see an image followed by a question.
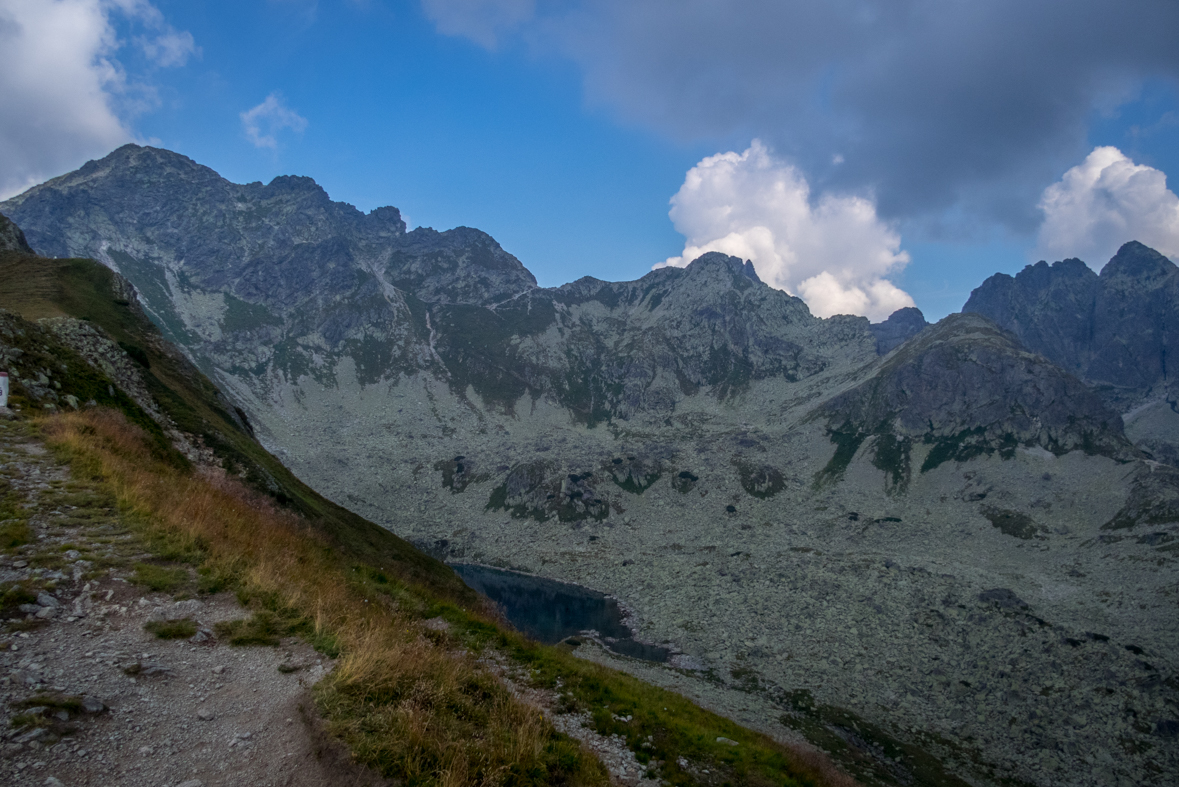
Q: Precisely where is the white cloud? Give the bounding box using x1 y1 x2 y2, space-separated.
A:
1037 146 1179 266
657 141 914 321
0 0 196 199
240 93 308 149
420 0 534 49
139 29 198 68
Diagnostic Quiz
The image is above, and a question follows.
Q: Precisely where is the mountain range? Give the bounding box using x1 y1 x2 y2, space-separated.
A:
3 144 1177 787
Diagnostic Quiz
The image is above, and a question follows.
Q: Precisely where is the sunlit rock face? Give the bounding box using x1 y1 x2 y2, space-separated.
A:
6 149 1179 787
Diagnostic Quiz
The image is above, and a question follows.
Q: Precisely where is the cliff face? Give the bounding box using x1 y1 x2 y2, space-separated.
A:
965 241 1179 405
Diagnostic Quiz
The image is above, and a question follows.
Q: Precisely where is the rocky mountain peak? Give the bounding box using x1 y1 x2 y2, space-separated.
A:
1101 240 1177 282
964 241 1179 407
679 252 764 290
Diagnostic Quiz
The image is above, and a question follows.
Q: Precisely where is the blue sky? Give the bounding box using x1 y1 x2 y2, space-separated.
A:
2 1 1178 321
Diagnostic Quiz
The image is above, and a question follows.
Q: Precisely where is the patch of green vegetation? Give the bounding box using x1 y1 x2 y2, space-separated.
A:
981 507 1040 540
777 689 977 787
431 300 555 413
423 610 833 787
814 425 867 487
215 610 290 646
920 428 1018 473
0 488 31 550
0 582 37 618
216 604 337 655
144 618 197 639
871 433 912 492
221 292 281 334
129 562 188 593
733 461 786 499
196 563 236 595
12 692 83 716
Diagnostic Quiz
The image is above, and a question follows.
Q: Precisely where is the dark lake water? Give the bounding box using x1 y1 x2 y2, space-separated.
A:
451 564 671 662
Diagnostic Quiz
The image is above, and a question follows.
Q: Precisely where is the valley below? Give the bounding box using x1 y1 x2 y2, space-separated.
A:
260 368 1177 787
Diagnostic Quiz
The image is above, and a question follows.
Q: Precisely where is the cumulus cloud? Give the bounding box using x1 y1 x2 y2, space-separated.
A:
421 0 534 49
657 141 913 321
1037 146 1179 266
423 1 1179 232
240 93 309 149
0 0 196 199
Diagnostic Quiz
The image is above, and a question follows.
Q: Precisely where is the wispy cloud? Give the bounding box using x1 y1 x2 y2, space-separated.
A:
420 0 534 50
240 93 309 149
138 29 199 67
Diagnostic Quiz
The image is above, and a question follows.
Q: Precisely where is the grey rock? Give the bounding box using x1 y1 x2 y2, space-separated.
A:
964 242 1179 408
818 313 1130 485
14 728 46 744
869 306 929 355
147 599 201 622
0 212 34 254
35 592 59 608
79 696 105 714
175 781 204 787
196 709 214 721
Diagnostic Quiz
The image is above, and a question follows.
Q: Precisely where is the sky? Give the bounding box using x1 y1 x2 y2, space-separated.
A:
2 1 1179 321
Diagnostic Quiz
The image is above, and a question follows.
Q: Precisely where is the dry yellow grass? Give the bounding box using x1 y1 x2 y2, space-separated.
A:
41 408 609 787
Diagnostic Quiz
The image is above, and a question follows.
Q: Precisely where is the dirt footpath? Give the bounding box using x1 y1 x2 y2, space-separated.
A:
0 417 389 787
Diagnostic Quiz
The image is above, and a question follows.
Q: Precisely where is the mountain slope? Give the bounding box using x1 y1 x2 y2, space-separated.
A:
5 151 1179 787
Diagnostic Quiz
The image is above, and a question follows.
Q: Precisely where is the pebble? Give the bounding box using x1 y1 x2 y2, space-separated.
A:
196 709 214 721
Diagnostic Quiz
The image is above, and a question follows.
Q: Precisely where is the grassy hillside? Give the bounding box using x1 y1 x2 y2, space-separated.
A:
1 247 860 787
0 249 471 603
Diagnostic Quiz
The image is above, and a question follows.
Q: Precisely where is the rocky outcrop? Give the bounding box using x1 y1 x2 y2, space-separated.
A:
964 242 1179 406
818 313 1131 483
0 212 33 254
868 306 928 355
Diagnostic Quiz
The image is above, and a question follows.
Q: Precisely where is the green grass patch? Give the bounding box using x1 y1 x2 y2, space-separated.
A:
144 618 197 639
0 518 32 551
129 562 188 592
0 487 30 550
